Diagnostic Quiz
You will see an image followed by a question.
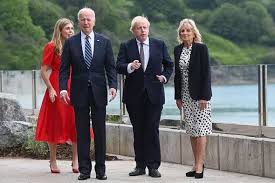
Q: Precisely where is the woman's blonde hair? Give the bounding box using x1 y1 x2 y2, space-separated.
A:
177 18 202 43
51 18 74 55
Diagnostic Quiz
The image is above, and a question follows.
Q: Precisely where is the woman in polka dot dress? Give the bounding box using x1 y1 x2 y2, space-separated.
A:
174 18 212 179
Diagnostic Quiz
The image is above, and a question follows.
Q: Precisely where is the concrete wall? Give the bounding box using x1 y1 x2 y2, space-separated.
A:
106 124 120 155
219 134 263 176
263 138 275 178
159 128 181 164
106 123 275 178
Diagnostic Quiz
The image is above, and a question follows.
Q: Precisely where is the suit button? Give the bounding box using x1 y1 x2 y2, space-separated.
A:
88 80 91 87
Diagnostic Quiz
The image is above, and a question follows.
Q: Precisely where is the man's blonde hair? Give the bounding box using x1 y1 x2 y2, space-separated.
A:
129 16 150 33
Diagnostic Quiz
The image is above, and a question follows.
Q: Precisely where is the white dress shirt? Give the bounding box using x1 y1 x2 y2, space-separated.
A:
127 37 149 73
81 31 95 58
127 37 167 83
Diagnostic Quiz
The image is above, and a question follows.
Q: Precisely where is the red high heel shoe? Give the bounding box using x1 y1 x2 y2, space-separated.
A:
49 162 61 173
71 163 79 173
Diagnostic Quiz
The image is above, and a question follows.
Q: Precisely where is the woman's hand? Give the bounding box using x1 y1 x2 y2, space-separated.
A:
198 100 208 111
176 99 183 110
48 88 57 103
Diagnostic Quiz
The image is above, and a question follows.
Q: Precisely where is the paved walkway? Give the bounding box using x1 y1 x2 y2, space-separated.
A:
0 157 274 183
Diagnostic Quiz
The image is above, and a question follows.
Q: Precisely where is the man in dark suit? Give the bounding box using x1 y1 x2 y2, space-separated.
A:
59 8 117 181
116 16 173 178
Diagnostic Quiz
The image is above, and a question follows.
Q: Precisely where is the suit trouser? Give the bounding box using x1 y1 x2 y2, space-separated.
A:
73 86 106 176
126 90 163 170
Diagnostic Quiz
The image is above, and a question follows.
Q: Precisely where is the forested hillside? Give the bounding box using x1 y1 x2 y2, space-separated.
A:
1 0 275 69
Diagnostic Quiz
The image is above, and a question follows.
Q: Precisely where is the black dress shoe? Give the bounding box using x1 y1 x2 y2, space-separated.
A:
186 170 196 177
96 174 107 180
78 174 90 180
129 168 146 176
195 164 204 179
148 169 161 178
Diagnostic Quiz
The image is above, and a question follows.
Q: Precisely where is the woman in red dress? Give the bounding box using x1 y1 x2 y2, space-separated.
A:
35 18 78 173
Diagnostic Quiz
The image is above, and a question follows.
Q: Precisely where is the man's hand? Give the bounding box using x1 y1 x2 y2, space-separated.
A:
60 91 70 105
156 75 166 83
109 88 117 102
130 60 141 70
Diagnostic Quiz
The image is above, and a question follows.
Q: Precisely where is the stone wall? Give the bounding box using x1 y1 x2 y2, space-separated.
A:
106 123 275 178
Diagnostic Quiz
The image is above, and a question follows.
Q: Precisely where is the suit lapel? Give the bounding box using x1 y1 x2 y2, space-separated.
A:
145 38 154 73
131 38 140 60
76 33 85 63
189 43 197 69
128 38 140 64
176 44 184 63
92 33 100 64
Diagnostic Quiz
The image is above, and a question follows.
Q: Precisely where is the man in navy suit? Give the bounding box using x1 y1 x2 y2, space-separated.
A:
59 8 117 181
116 16 173 178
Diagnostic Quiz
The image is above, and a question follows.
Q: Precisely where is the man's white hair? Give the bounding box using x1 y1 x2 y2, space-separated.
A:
77 7 95 20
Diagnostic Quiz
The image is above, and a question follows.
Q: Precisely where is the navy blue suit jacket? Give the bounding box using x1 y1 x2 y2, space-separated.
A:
59 32 117 107
116 38 174 105
174 42 212 101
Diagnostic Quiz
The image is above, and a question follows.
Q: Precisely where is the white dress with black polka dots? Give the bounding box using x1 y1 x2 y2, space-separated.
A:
179 45 212 137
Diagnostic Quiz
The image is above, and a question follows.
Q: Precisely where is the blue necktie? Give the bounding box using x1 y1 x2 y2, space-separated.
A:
85 35 92 69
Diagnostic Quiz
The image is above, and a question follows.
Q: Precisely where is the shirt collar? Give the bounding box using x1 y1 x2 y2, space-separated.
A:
136 37 149 46
81 31 94 39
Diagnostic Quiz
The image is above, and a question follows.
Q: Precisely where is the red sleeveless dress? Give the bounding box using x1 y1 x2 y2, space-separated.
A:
35 42 94 143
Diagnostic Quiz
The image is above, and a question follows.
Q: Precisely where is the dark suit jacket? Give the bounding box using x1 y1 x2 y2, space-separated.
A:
59 32 117 107
116 37 174 105
174 42 212 101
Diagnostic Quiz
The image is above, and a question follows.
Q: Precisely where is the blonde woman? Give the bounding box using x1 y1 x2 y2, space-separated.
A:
174 18 212 179
35 18 79 173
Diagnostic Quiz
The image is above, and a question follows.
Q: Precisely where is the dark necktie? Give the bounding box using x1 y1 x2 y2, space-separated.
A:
84 35 92 69
140 42 145 71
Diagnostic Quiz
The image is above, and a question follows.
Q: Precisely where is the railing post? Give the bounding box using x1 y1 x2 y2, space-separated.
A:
119 74 124 123
0 70 3 92
180 107 185 129
32 70 37 115
258 64 267 137
262 64 268 126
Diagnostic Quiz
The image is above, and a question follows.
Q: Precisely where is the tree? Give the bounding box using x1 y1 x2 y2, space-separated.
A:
185 0 216 9
131 0 187 24
208 3 270 43
0 0 46 69
29 0 65 40
266 1 275 21
242 1 269 19
215 0 247 6
208 4 244 42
